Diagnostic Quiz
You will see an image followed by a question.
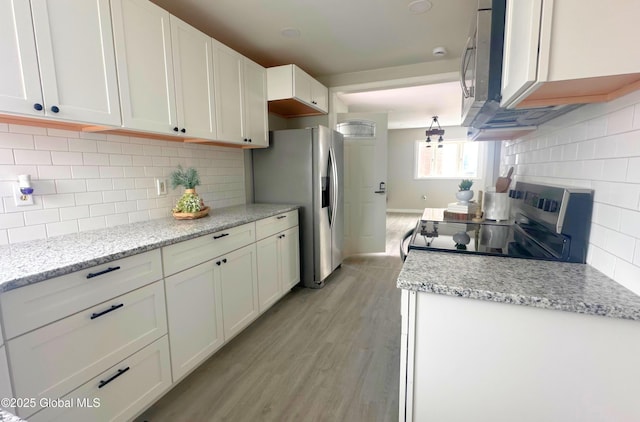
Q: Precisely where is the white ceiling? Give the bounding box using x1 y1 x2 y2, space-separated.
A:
150 0 476 129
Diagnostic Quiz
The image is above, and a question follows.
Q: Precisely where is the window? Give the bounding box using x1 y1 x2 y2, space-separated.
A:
415 140 480 178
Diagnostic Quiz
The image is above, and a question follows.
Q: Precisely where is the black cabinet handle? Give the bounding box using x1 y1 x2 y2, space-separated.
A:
248 139 252 143
222 258 227 264
173 127 179 132
213 233 229 240
90 303 124 320
282 234 286 238
98 367 130 389
216 261 221 266
276 215 287 219
181 128 186 133
312 100 317 105
243 138 248 143
86 266 121 279
50 105 60 113
34 103 43 111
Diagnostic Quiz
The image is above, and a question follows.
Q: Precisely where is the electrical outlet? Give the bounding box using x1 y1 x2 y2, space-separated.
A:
156 178 168 196
14 184 34 206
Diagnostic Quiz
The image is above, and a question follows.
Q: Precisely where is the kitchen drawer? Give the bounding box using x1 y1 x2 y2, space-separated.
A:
29 336 171 422
1 249 162 340
8 281 167 418
255 210 298 240
162 222 255 276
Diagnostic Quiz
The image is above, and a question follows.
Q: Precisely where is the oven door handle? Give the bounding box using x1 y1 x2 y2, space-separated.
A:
400 228 415 262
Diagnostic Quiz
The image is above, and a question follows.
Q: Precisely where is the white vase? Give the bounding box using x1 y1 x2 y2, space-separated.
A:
456 190 474 205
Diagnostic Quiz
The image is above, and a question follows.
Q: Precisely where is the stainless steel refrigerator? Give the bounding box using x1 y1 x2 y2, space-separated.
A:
252 126 343 288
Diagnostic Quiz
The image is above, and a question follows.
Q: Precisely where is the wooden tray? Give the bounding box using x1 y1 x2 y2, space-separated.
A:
172 206 210 220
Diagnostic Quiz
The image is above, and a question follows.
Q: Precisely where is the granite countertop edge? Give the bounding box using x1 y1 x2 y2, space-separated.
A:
397 250 640 321
0 410 24 422
0 203 299 294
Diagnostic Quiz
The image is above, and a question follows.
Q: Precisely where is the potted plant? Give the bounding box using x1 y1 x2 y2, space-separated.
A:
170 165 209 219
456 179 474 205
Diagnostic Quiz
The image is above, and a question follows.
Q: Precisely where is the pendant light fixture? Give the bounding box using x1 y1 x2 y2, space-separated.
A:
425 116 444 148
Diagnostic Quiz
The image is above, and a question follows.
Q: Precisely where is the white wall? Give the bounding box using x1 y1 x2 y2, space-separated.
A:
500 89 640 295
387 126 498 211
0 124 245 245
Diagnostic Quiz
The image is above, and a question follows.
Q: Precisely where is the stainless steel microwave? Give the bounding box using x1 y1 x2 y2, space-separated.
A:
460 0 579 140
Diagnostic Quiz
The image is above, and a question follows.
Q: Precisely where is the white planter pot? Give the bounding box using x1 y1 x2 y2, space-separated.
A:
456 190 474 205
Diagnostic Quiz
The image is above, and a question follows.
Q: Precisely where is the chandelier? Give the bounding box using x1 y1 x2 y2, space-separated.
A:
425 115 444 148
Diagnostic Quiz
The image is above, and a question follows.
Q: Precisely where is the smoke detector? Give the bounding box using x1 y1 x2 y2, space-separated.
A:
408 0 432 14
432 46 447 57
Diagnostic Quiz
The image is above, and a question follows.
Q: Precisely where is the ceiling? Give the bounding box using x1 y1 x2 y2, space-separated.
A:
150 0 477 129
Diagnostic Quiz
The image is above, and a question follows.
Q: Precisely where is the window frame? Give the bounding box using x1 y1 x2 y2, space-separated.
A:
413 139 486 181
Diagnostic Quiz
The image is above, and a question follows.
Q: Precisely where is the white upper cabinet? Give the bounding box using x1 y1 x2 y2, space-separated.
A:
501 0 640 109
213 40 245 145
0 0 43 117
170 15 217 140
0 0 121 126
111 0 178 135
243 58 268 147
267 64 329 117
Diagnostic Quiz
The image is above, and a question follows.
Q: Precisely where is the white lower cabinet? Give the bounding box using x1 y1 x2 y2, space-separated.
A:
165 260 224 381
29 336 171 422
219 244 259 340
0 345 14 414
257 226 300 312
8 281 167 418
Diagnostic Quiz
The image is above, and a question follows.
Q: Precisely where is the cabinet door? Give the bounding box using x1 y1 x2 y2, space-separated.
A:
0 0 43 116
165 260 224 381
219 244 259 340
111 0 178 134
213 40 245 144
500 0 543 108
30 0 121 126
170 15 216 140
310 78 328 112
280 226 301 291
256 235 280 312
293 65 313 105
243 58 268 147
0 345 14 414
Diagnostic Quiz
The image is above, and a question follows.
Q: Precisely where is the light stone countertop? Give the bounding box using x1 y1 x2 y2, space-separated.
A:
0 410 24 422
0 203 299 293
398 249 640 321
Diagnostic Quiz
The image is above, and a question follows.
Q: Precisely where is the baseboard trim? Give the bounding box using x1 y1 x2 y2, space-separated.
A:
387 208 423 214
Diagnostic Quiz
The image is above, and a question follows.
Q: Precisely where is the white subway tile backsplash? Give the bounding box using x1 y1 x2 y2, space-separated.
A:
35 136 68 151
603 229 636 262
51 151 83 165
0 132 34 149
613 260 640 295
627 157 640 183
78 216 106 232
587 245 616 278
635 240 640 265
0 149 14 165
38 165 72 180
593 204 621 230
14 149 51 165
0 128 246 245
614 131 640 157
601 158 629 182
24 209 59 225
620 209 640 238
586 117 608 139
606 106 634 135
8 225 46 243
43 193 76 209
46 220 79 238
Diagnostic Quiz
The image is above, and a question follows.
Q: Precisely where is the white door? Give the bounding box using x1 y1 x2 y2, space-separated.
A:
111 0 178 134
0 0 43 117
31 0 121 125
337 113 388 255
170 15 216 140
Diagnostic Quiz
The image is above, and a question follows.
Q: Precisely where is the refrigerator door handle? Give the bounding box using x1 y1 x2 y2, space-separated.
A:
329 147 339 228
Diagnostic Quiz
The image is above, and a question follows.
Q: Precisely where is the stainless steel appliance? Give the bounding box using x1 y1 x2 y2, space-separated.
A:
460 0 580 140
405 182 593 263
252 126 344 288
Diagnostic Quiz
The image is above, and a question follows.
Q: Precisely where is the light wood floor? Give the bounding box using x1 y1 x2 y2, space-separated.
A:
137 213 421 422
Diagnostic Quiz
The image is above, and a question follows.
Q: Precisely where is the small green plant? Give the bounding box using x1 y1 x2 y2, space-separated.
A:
170 165 200 190
458 179 473 191
173 192 204 213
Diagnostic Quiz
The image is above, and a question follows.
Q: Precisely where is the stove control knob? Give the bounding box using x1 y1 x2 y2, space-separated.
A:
515 190 523 199
508 189 515 198
543 199 551 211
547 200 559 213
536 198 545 209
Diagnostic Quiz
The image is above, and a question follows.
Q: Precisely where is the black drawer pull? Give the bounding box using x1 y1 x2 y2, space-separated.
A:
222 258 227 264
86 266 121 279
90 303 124 320
276 215 287 219
216 261 221 266
98 367 130 389
213 233 229 239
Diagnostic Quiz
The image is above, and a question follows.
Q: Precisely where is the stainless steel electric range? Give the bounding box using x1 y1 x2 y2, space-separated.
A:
405 182 594 263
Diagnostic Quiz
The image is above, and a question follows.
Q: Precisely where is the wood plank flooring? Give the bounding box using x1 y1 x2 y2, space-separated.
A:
137 213 421 422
